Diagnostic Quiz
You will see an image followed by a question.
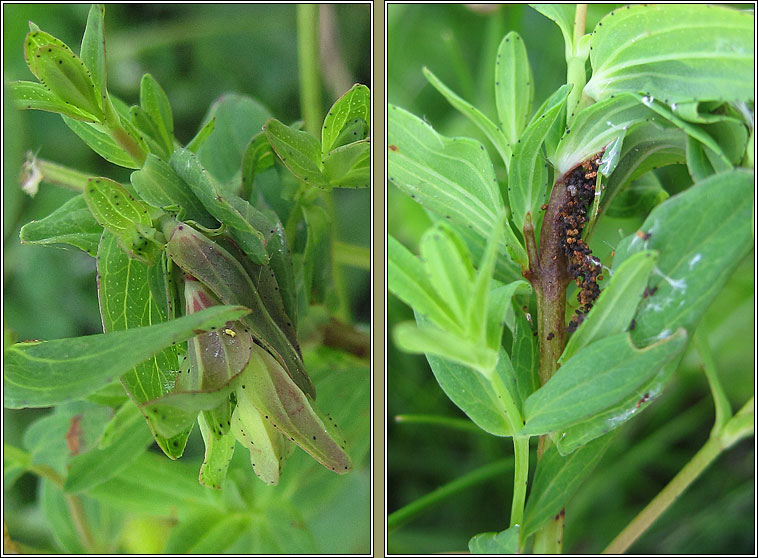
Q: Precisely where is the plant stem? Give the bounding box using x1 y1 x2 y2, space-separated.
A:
321 317 369 358
693 329 732 435
23 155 92 193
296 4 322 138
510 436 530 528
533 509 565 553
525 177 573 550
66 492 97 552
566 4 588 122
295 5 351 323
326 192 352 323
394 414 485 433
387 459 513 532
602 436 722 554
333 240 371 270
108 122 146 165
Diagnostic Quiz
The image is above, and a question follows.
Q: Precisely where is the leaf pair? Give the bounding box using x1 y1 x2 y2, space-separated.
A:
389 219 529 377
265 84 370 189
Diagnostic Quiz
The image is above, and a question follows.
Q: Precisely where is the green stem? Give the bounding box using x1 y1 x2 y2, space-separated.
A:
693 329 732 435
25 156 92 193
325 192 352 323
566 4 588 122
533 509 565 553
66 492 97 552
394 414 484 434
334 240 370 269
296 4 322 137
510 436 530 528
108 122 146 165
388 459 513 532
488 370 529 529
603 436 723 554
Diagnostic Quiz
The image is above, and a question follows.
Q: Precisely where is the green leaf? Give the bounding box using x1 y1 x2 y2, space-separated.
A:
165 222 314 398
141 385 236 439
605 172 670 218
321 83 370 156
388 235 460 334
322 139 370 188
633 94 735 167
169 147 271 264
186 116 215 153
263 218 298 335
19 194 102 256
62 116 142 168
24 27 71 77
139 73 174 156
241 132 275 196
508 83 570 233
556 358 680 455
560 250 659 364
98 400 143 449
529 4 575 54
10 80 99 121
469 525 520 554
614 169 754 347
86 451 221 517
419 221 476 322
130 154 216 228
264 118 332 189
423 66 512 169
585 4 753 103
84 177 162 263
86 380 129 407
197 413 235 490
393 320 498 373
329 116 369 149
522 329 687 436
79 4 107 105
129 105 169 159
687 119 750 181
64 407 154 493
3 303 250 409
527 83 571 159
522 433 615 537
495 31 533 148
600 120 685 214
388 104 503 248
40 479 87 553
552 93 658 175
32 44 103 120
23 402 111 473
84 177 151 231
301 203 332 304
194 93 271 184
165 512 250 553
421 346 516 437
510 302 539 404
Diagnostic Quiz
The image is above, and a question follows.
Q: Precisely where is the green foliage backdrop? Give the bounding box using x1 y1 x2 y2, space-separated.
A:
387 4 753 554
3 4 370 554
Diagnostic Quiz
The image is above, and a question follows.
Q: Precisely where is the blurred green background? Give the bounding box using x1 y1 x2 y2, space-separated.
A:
3 3 370 553
387 4 754 554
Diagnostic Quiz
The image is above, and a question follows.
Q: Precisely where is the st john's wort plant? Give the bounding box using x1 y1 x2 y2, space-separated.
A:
388 4 753 554
4 4 370 554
